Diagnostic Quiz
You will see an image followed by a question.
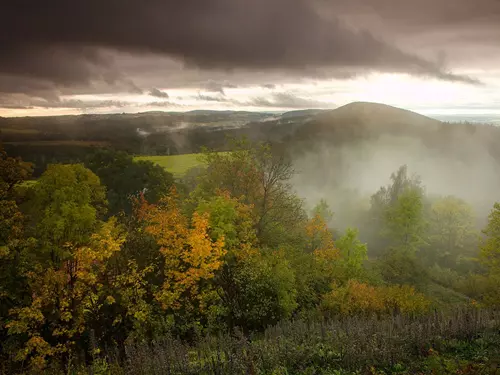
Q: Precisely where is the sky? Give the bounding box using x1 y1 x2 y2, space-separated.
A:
1 0 499 117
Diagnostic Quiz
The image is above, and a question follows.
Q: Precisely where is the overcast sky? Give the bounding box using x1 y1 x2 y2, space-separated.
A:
1 0 499 117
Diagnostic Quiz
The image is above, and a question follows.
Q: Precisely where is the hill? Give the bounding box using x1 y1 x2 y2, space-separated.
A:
291 102 443 143
2 102 500 178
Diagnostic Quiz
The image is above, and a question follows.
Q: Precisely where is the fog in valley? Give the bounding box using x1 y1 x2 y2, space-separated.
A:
292 130 500 231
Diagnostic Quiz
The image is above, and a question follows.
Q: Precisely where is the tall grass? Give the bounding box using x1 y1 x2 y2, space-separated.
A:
92 308 500 375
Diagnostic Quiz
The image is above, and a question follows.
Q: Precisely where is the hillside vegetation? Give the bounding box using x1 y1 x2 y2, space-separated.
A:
2 104 500 374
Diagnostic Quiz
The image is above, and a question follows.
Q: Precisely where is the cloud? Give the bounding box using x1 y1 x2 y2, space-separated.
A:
248 92 336 109
149 88 169 98
145 101 181 108
0 95 128 110
196 93 228 102
262 84 277 90
0 104 33 110
331 0 500 30
0 0 486 105
202 80 238 95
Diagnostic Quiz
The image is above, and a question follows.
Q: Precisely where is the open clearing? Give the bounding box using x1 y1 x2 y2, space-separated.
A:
134 153 205 177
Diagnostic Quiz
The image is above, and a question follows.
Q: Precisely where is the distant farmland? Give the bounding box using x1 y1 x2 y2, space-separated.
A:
134 153 205 177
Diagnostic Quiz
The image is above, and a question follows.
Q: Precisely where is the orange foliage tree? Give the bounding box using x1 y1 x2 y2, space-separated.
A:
305 213 340 278
138 188 226 313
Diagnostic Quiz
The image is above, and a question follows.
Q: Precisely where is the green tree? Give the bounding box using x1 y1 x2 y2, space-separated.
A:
194 139 306 247
370 165 424 217
0 147 33 363
426 196 477 268
7 218 126 370
368 165 426 257
477 202 500 306
311 199 333 224
378 248 428 286
336 228 368 280
195 191 294 331
85 149 174 216
480 202 500 275
5 164 137 370
384 187 427 254
0 147 33 249
227 248 297 332
30 164 107 264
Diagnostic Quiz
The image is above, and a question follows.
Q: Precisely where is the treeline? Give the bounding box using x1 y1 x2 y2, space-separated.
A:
1 140 500 374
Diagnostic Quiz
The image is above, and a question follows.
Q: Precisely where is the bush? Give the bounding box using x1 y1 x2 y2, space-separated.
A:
321 280 430 316
224 248 298 331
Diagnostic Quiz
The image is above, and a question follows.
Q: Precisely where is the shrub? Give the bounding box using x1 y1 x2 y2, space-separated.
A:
321 280 430 316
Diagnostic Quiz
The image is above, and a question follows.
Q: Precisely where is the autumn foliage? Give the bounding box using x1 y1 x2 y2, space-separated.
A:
137 188 226 311
321 280 431 316
1 142 500 374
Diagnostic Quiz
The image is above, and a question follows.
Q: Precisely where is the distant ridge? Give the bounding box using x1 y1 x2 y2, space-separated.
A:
316 101 441 128
291 101 443 142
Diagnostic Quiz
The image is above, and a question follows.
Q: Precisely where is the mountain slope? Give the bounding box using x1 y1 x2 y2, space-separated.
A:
291 102 443 143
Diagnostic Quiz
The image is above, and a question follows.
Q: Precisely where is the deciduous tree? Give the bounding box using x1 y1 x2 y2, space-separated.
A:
86 149 174 216
427 196 477 267
195 139 306 247
138 189 226 314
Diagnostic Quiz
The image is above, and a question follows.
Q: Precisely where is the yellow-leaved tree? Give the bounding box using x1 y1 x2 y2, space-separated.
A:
305 212 340 278
6 164 126 371
138 188 226 314
7 219 125 370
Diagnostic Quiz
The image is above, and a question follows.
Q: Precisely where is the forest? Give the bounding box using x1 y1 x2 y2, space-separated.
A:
1 135 500 375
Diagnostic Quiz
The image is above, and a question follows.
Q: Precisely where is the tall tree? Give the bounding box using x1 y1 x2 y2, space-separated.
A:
138 188 226 332
194 139 306 247
369 165 427 256
477 202 500 306
7 219 126 371
6 164 131 370
85 149 174 216
336 228 368 281
384 187 427 254
0 147 33 249
30 164 107 264
427 196 477 268
195 191 298 331
0 147 33 362
480 202 500 275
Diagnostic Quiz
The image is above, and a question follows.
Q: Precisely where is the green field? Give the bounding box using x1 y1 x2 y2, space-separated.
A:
134 153 206 177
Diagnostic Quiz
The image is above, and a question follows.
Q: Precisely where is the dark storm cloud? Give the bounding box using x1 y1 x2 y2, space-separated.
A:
330 0 500 30
149 88 169 98
0 0 486 105
203 80 238 95
329 0 500 64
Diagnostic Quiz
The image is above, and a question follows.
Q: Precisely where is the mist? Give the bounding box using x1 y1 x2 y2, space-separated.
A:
291 130 500 230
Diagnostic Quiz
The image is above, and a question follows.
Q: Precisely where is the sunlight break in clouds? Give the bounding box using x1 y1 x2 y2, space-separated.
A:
3 0 500 117
2 73 498 118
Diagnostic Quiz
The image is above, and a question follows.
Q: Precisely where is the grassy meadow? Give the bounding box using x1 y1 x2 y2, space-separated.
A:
134 153 205 177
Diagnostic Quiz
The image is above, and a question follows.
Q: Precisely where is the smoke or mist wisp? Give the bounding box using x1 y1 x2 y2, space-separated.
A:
291 131 500 229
